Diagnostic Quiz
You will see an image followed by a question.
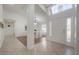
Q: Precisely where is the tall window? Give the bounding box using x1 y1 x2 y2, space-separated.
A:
51 4 73 14
67 18 71 43
42 24 47 33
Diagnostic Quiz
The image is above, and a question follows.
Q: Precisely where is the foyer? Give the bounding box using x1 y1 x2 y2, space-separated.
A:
0 4 77 55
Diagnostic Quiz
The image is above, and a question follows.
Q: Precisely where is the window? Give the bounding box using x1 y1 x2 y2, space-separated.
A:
67 18 71 43
51 4 73 14
74 4 77 8
42 24 47 33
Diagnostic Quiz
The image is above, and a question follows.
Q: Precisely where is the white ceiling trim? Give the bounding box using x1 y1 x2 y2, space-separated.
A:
38 4 48 15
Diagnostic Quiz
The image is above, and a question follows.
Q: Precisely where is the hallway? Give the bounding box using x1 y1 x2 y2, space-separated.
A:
0 36 74 55
1 35 26 49
0 4 76 55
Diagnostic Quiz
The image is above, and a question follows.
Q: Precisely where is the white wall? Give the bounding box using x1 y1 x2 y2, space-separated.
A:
76 5 79 54
15 19 27 37
3 10 27 37
48 8 76 47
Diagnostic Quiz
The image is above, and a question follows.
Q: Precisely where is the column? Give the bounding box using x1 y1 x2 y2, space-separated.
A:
26 5 35 49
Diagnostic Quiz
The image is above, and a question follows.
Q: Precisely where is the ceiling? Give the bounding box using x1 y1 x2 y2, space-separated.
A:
3 4 28 15
3 4 54 14
35 5 49 24
43 4 54 8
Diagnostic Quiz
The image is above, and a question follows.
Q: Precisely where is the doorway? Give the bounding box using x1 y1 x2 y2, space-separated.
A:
4 20 15 36
1 19 26 49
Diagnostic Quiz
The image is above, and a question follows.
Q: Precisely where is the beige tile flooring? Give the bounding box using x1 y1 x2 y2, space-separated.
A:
0 36 74 55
